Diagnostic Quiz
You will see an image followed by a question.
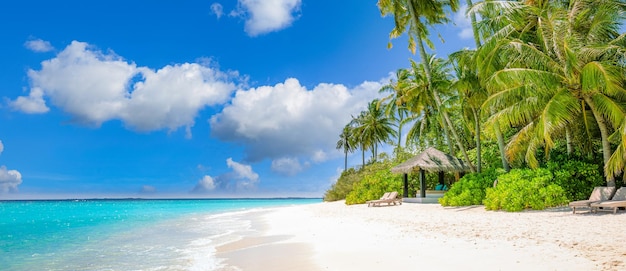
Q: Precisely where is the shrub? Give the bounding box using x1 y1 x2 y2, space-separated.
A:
484 168 569 212
548 161 604 201
324 168 360 202
439 169 502 206
345 168 403 205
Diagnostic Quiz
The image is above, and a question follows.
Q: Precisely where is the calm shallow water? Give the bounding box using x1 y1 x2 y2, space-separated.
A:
0 198 320 271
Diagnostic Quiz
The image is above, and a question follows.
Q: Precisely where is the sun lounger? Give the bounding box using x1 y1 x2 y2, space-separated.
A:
568 186 616 214
367 191 402 207
366 192 390 207
590 187 626 214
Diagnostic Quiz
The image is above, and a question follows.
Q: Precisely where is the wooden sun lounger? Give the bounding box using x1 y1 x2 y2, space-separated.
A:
568 186 615 214
590 187 626 214
367 191 402 207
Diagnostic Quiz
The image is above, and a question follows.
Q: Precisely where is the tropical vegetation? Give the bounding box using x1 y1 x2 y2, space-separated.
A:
325 0 626 212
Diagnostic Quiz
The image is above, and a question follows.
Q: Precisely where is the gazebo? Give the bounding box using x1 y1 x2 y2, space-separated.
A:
391 147 471 201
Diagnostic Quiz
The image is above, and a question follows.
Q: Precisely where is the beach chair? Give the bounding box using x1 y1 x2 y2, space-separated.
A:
590 187 626 214
367 191 402 207
568 187 616 214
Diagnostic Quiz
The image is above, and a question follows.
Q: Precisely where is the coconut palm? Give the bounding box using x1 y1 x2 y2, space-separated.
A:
378 0 476 172
378 68 414 149
450 49 487 172
336 124 357 172
353 100 398 162
478 0 626 185
462 0 512 172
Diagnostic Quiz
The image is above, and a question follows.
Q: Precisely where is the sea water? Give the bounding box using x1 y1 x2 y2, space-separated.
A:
0 198 320 271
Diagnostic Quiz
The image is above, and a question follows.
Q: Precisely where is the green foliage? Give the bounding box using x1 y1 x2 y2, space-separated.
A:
484 168 569 212
345 168 403 205
323 168 360 202
439 169 502 206
548 160 604 201
324 155 408 203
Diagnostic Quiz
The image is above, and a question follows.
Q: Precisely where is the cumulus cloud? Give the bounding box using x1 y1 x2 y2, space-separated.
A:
192 175 216 193
226 157 259 185
231 0 301 36
24 38 55 52
211 3 224 19
271 157 304 176
10 87 50 113
0 141 22 193
210 78 383 167
0 166 22 193
453 5 474 40
10 41 237 135
192 159 259 193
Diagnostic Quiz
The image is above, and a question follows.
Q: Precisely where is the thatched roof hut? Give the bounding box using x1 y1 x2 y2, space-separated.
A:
391 147 470 199
391 147 471 174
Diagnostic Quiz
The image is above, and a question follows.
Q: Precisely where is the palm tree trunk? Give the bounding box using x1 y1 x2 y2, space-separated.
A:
415 34 475 172
565 125 573 156
494 122 510 171
466 1 509 172
584 96 616 186
344 149 348 172
473 108 482 173
361 144 365 167
442 118 455 154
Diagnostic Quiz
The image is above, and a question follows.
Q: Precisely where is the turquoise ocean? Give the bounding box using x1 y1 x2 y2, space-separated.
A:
0 198 320 271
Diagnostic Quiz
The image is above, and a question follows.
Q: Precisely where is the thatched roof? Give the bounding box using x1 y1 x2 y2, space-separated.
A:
391 147 471 174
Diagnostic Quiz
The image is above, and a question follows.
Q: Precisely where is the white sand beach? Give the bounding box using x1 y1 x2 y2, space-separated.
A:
216 201 626 271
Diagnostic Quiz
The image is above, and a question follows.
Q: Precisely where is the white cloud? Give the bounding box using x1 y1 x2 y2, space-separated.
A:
271 157 304 176
0 140 3 154
0 166 22 193
10 87 50 113
211 3 224 19
226 158 259 182
10 41 237 135
453 5 474 40
232 0 301 36
24 39 55 52
210 78 383 165
193 175 216 192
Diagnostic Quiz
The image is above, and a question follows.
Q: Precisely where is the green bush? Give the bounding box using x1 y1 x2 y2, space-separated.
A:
484 168 569 212
439 169 502 206
547 160 604 201
324 168 360 201
345 168 403 205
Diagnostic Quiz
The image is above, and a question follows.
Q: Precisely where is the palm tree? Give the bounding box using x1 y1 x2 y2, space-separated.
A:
450 49 487 172
478 0 626 185
353 100 398 163
462 0 511 172
378 0 476 172
378 68 413 150
403 57 457 154
336 124 356 172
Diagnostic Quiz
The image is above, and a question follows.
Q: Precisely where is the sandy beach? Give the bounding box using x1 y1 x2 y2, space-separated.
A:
216 201 626 271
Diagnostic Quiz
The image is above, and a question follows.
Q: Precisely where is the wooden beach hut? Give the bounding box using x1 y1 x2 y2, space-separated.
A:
391 147 470 202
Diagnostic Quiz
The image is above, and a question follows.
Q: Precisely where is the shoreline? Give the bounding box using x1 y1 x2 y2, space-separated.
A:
216 201 626 270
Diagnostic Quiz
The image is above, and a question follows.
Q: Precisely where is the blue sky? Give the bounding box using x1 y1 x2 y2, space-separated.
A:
0 0 476 199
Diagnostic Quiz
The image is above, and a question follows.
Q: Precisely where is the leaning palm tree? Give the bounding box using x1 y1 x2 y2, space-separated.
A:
336 124 357 172
377 0 476 172
478 0 626 185
378 68 415 150
462 0 512 172
450 49 487 172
